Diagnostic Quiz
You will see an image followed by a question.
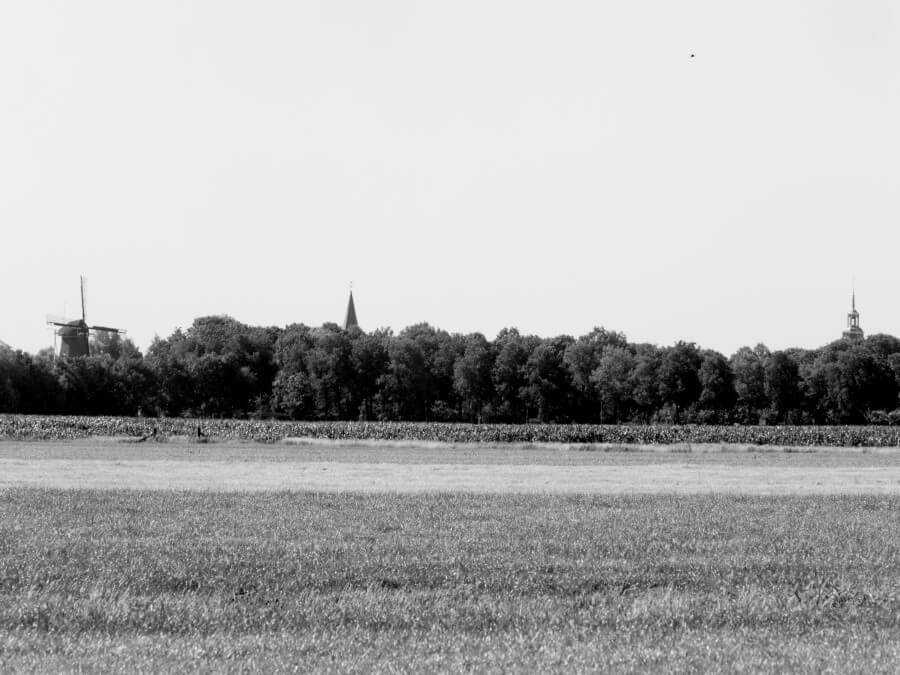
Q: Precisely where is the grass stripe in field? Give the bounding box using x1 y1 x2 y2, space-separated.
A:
2 458 900 493
5 439 900 466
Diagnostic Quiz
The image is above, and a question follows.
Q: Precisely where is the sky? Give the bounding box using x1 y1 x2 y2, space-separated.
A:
2 1 899 357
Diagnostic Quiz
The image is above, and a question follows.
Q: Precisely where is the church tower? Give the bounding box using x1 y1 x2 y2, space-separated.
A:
842 290 864 341
344 289 359 331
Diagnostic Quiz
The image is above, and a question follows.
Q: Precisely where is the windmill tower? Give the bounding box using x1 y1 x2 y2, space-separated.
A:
46 277 127 357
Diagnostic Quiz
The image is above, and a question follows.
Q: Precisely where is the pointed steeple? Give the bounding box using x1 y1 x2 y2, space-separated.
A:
343 287 359 331
843 288 863 341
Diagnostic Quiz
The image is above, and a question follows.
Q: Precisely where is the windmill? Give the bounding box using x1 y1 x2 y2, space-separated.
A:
46 277 127 357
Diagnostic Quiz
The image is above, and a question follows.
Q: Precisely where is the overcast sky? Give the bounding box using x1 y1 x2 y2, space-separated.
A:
2 1 898 356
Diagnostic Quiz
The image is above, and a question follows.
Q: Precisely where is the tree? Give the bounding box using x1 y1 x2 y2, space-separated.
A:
303 324 355 419
0 348 23 413
492 329 539 423
697 350 735 421
397 324 464 420
350 328 390 421
864 334 900 360
378 335 430 420
889 354 900 405
730 344 769 424
523 336 575 422
56 356 131 415
564 327 628 422
90 332 141 360
629 344 662 422
802 341 897 423
657 341 702 422
591 345 635 422
145 316 280 417
145 331 198 416
453 333 495 422
764 351 801 423
272 324 315 419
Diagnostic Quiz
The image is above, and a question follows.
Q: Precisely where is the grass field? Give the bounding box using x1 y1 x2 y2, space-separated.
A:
3 439 900 494
3 441 900 672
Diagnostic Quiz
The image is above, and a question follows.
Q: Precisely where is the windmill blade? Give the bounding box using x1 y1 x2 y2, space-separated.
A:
88 325 127 334
47 322 83 332
80 276 88 323
46 313 70 325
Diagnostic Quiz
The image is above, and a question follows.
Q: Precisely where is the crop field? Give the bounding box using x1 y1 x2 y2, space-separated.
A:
6 414 900 447
3 440 900 671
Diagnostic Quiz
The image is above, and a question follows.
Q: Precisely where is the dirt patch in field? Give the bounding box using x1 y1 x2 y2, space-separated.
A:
2 458 900 494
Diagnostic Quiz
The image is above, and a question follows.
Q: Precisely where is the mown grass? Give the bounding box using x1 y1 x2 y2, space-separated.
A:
6 438 900 467
2 491 900 672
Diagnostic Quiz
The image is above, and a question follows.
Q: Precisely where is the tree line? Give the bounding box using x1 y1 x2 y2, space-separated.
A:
3 315 900 424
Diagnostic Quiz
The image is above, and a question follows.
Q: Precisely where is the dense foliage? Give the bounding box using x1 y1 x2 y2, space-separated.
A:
4 317 900 424
3 491 900 671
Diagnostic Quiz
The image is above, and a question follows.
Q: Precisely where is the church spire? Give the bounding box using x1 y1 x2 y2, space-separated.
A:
842 288 863 341
343 286 359 331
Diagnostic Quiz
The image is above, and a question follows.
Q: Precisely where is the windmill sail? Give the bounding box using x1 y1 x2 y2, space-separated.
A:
46 277 126 357
88 325 126 334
